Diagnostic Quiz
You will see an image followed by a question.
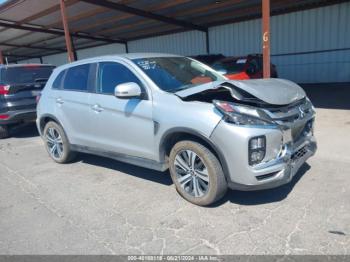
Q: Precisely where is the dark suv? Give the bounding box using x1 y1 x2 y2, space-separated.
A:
0 64 55 138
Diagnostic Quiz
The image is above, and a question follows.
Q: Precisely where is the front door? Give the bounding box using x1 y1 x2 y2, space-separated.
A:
90 61 155 160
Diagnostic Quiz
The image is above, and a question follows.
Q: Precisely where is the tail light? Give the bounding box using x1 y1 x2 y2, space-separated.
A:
0 114 9 120
0 85 10 95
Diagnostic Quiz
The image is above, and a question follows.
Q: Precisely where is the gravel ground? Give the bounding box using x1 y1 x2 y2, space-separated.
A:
0 105 349 255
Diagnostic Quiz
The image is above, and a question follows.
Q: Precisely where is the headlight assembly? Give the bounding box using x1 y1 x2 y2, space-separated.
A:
213 100 275 126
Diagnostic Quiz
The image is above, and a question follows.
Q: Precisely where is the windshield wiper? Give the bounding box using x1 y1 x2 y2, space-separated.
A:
168 84 194 93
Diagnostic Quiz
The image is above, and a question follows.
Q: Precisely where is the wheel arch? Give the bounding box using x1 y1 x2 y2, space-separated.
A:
159 127 230 180
39 114 64 134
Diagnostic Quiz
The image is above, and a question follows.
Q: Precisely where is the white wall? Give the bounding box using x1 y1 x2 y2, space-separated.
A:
77 43 126 59
37 43 126 66
128 30 207 56
208 2 350 83
17 58 41 64
42 53 68 66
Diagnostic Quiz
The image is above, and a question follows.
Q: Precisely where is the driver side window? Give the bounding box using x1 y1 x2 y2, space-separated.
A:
98 62 143 95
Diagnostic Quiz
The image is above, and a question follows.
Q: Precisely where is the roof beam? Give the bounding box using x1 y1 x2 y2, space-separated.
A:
0 20 126 44
1 53 38 59
70 0 192 33
80 0 207 32
0 43 65 52
60 0 75 62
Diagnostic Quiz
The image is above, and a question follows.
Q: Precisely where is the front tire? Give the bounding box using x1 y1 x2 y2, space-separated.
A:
169 140 227 206
0 125 9 139
43 121 76 163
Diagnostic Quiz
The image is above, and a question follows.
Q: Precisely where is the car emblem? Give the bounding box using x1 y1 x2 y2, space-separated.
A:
299 106 305 119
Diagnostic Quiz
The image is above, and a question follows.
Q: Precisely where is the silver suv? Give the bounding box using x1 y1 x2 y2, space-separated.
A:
36 53 317 206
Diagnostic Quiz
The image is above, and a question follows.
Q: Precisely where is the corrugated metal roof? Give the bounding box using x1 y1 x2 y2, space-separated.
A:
0 0 345 62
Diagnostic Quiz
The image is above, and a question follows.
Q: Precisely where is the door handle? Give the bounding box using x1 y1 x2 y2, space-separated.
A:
91 104 103 113
56 98 64 104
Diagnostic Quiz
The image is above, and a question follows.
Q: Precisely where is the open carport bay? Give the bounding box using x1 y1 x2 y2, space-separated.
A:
0 85 349 255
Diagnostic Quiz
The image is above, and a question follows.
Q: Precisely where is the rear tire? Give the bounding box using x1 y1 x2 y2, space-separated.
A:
43 121 76 163
169 140 227 206
0 125 9 139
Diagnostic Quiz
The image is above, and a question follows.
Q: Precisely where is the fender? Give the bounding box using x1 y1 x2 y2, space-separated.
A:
159 127 231 182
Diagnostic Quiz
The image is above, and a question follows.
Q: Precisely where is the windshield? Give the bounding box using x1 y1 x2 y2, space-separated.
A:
1 65 55 85
212 59 246 74
132 57 225 92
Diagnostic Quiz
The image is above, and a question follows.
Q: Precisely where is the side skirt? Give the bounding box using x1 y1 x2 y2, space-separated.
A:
71 144 168 172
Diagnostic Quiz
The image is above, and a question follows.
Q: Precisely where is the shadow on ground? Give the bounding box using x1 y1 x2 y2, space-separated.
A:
9 122 39 138
301 83 350 110
216 163 311 206
77 151 311 206
77 153 173 186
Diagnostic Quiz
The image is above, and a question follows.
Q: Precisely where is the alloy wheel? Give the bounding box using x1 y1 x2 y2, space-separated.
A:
46 127 64 160
174 150 210 198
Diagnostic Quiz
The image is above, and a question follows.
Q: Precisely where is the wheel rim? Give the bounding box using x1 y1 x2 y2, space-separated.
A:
174 150 210 198
46 127 64 159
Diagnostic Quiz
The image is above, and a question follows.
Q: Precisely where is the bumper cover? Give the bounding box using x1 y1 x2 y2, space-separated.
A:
210 120 317 191
0 110 36 125
228 136 316 190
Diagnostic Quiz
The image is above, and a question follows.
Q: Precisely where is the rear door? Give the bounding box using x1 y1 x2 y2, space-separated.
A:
54 63 96 146
0 65 54 113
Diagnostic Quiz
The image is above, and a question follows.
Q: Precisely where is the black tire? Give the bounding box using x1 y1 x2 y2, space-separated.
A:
43 121 76 163
0 125 9 139
169 140 227 206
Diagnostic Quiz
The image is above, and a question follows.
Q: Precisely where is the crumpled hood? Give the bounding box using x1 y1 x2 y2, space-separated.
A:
175 78 306 105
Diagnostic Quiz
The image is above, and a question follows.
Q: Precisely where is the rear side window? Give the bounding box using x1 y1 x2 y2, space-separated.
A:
98 62 142 94
0 65 54 84
52 70 65 89
63 64 91 91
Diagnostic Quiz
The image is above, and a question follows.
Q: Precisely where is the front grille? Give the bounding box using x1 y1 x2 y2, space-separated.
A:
292 119 313 141
291 146 308 161
262 98 312 124
261 98 314 142
291 123 306 141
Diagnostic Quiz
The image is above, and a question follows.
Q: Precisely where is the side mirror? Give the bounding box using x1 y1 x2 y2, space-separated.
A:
114 82 142 99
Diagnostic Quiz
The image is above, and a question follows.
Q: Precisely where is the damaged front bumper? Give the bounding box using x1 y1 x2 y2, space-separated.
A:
210 117 317 191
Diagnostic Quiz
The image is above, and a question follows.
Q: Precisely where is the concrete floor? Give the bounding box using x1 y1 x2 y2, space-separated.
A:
0 87 349 255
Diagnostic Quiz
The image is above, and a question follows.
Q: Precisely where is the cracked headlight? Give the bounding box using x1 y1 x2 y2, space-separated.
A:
213 100 274 126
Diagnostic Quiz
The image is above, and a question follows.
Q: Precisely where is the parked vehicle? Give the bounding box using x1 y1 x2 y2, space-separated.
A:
212 54 278 80
191 54 225 66
0 64 55 138
36 54 316 206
